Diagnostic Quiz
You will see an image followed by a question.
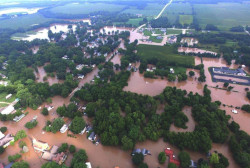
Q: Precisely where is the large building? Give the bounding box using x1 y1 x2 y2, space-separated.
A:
213 67 246 76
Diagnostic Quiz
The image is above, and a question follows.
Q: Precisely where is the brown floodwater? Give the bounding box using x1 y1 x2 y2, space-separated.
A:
35 66 63 86
178 47 217 55
0 41 247 168
31 46 39 54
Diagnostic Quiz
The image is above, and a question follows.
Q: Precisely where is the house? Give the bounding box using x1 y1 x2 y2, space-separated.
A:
0 132 4 140
62 55 69 60
156 36 163 40
3 163 13 168
32 139 50 152
78 74 85 79
13 114 25 122
86 162 92 168
42 145 67 165
170 68 175 74
79 127 86 135
88 132 96 141
0 81 8 86
1 105 15 115
0 134 14 148
60 124 68 133
165 148 180 167
190 160 198 168
132 148 151 156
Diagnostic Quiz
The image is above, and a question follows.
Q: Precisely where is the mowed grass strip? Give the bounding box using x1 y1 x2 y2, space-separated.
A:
179 15 193 25
137 44 194 67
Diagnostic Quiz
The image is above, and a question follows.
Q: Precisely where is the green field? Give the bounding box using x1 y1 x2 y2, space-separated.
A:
179 15 193 25
0 13 54 30
122 3 163 17
166 29 182 34
143 29 164 43
50 3 125 15
0 92 16 103
137 44 194 67
114 18 143 27
194 3 250 30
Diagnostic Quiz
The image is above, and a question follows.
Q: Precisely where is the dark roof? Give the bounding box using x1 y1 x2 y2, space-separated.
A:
4 163 13 168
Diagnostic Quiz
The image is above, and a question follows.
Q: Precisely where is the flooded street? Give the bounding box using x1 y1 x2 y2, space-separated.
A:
35 66 63 86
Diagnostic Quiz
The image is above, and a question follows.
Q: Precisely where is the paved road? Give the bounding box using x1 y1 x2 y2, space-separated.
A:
155 0 174 19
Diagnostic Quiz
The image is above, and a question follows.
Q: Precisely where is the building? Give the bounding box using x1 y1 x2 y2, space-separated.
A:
0 105 15 115
5 94 12 99
132 148 151 156
13 114 25 122
165 148 180 167
60 124 68 133
88 132 96 141
42 145 67 165
32 139 50 152
86 162 92 168
190 160 198 168
213 67 246 76
0 134 14 148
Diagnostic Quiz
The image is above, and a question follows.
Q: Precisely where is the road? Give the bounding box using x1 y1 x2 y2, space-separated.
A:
155 0 174 20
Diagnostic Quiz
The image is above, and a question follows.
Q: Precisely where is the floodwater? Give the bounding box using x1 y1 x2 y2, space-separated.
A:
0 8 41 16
100 26 133 35
14 24 77 41
178 47 217 55
35 66 63 86
64 18 92 25
124 57 250 134
31 46 39 54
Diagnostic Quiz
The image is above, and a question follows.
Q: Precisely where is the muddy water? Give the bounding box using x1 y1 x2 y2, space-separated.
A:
17 24 77 42
100 26 133 35
35 66 63 86
178 47 217 55
31 46 39 54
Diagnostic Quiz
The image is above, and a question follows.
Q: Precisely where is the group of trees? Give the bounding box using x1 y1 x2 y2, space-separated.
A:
44 118 65 133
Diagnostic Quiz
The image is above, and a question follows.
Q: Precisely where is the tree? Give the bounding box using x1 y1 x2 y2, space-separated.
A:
12 161 29 168
158 152 166 164
0 146 5 154
69 145 76 153
50 118 64 133
132 153 144 166
41 108 49 116
0 127 7 133
241 104 250 113
69 116 85 134
210 153 219 164
223 82 229 87
138 163 148 168
189 71 195 77
25 120 38 129
178 151 191 168
71 149 88 167
8 153 22 162
168 163 177 168
14 130 27 141
58 143 68 153
41 161 64 168
121 136 134 150
246 92 250 100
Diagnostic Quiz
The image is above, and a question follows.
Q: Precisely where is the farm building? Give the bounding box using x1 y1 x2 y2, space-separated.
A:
213 67 246 76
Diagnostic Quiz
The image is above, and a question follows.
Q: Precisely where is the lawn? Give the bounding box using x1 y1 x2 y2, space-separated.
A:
179 15 193 25
166 29 182 34
143 29 164 43
137 44 195 67
50 3 125 15
0 92 16 103
0 13 54 30
194 3 250 31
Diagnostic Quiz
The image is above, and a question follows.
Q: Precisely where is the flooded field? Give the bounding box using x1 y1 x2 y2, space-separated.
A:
0 8 42 16
13 24 77 41
35 66 63 86
178 47 217 55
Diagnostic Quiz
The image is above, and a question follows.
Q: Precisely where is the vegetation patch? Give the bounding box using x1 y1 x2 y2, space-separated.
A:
179 15 193 25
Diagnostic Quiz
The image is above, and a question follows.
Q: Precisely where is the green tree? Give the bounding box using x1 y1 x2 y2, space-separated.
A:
121 136 134 151
138 163 148 168
0 127 7 133
168 163 177 168
14 130 27 141
158 152 166 164
51 118 64 133
69 116 85 134
8 153 22 162
223 82 229 87
189 71 195 77
178 151 191 168
0 146 5 154
41 108 49 116
210 153 219 164
41 161 64 168
71 149 88 167
25 120 38 129
132 153 144 166
58 143 68 153
69 145 76 153
12 161 29 168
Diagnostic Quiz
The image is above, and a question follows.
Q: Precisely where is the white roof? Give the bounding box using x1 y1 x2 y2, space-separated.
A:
1 105 15 115
0 131 5 139
86 162 92 168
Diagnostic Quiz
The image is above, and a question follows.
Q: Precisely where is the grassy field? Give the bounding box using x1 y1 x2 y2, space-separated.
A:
0 13 53 30
50 3 125 15
179 15 193 25
194 3 250 30
166 29 182 34
114 18 143 27
122 3 163 17
137 44 195 67
143 29 164 43
0 92 16 103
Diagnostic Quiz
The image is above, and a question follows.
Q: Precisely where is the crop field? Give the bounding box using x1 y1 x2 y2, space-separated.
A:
0 13 53 29
194 3 250 30
122 3 163 17
166 29 182 34
50 3 126 15
137 44 195 67
179 15 193 25
115 18 143 27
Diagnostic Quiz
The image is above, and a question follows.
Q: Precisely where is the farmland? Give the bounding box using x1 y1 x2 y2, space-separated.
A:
194 3 250 30
49 3 126 15
0 13 54 30
137 44 195 67
179 15 193 25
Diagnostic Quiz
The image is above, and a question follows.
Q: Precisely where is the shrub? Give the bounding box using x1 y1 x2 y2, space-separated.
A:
8 153 21 162
158 152 167 164
69 145 76 153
